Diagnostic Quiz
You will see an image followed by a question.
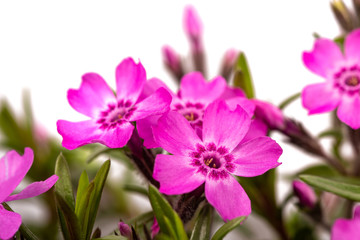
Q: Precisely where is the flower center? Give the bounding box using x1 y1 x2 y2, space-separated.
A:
173 102 204 127
203 156 221 168
96 100 136 129
333 65 360 94
184 112 199 121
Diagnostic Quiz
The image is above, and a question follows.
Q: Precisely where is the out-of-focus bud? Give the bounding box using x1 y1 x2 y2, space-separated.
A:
118 222 132 238
293 180 317 209
151 218 160 238
331 0 355 32
353 0 360 21
252 99 285 130
162 45 184 82
183 5 203 42
219 49 239 82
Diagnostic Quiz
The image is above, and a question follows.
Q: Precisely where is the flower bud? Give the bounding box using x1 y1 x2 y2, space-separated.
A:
252 99 285 130
293 180 317 209
219 49 239 81
162 45 184 81
151 218 160 238
118 222 132 237
183 5 203 42
331 0 355 32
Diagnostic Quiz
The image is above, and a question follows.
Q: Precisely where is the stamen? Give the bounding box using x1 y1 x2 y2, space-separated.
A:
345 76 360 86
204 157 213 166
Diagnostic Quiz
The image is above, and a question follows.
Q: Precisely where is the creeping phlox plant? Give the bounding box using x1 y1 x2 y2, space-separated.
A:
2 2 360 240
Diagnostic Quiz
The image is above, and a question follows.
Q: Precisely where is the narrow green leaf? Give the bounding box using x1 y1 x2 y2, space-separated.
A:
84 160 111 240
299 175 360 201
128 211 154 225
77 182 95 233
279 92 301 110
293 164 338 178
233 52 255 98
55 192 83 240
22 90 34 135
123 184 148 197
211 216 246 240
148 185 188 240
55 153 75 210
190 204 213 240
75 171 90 214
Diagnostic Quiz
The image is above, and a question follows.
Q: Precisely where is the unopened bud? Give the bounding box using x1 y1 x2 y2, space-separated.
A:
151 218 160 238
293 180 317 209
331 0 355 32
183 5 203 42
252 99 285 130
219 49 239 81
118 222 132 237
162 45 184 81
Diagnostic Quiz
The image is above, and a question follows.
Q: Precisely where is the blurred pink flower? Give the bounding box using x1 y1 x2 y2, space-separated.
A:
331 205 360 240
292 180 317 209
57 58 171 150
0 148 58 239
152 100 282 221
302 28 360 129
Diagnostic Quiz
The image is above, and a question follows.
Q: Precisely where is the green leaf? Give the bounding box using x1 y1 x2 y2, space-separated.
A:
233 52 255 98
77 182 95 232
123 184 148 197
190 204 213 240
84 160 111 240
299 175 360 201
55 153 75 210
293 164 339 178
211 216 246 240
279 92 301 110
128 211 154 225
55 192 83 240
148 185 188 240
93 236 127 240
75 171 90 214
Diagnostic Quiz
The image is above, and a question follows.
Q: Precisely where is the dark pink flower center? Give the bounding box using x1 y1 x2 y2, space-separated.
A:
96 100 136 130
173 102 204 128
190 143 235 180
333 65 360 94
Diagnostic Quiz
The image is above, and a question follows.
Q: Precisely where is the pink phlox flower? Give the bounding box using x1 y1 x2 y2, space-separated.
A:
302 28 360 129
0 148 58 240
152 100 282 221
137 72 256 148
331 205 360 240
57 58 172 150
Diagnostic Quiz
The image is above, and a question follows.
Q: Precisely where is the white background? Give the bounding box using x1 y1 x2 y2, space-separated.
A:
0 0 352 206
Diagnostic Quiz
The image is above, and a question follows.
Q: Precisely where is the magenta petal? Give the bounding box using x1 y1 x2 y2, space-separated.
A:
179 72 226 103
205 174 251 221
68 73 115 118
98 122 134 148
337 95 360 129
220 86 246 100
231 137 282 177
57 120 102 150
153 154 205 195
5 175 58 202
127 88 172 121
115 58 146 103
153 111 202 156
345 29 360 62
303 38 343 78
240 119 268 144
138 78 175 102
354 206 360 219
225 97 255 116
302 83 340 114
0 148 33 203
331 218 360 240
0 205 22 240
202 101 251 152
137 116 160 148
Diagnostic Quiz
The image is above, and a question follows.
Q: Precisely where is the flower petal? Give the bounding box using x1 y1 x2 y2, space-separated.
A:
153 154 205 195
205 174 251 221
116 58 146 103
345 29 360 62
179 72 226 104
0 148 33 203
57 120 102 150
220 86 246 100
68 73 115 118
202 100 251 152
231 136 282 177
138 78 175 102
240 119 268 144
331 218 360 240
153 111 202 156
0 205 22 240
303 38 343 78
5 175 58 202
252 99 285 129
137 115 160 148
302 83 341 114
337 94 360 129
225 97 255 116
98 122 135 148
127 88 172 121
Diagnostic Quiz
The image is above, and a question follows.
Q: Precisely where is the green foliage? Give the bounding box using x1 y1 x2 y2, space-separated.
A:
300 175 360 201
93 236 127 240
190 204 213 240
233 52 255 98
148 185 188 240
279 92 301 110
210 216 246 240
